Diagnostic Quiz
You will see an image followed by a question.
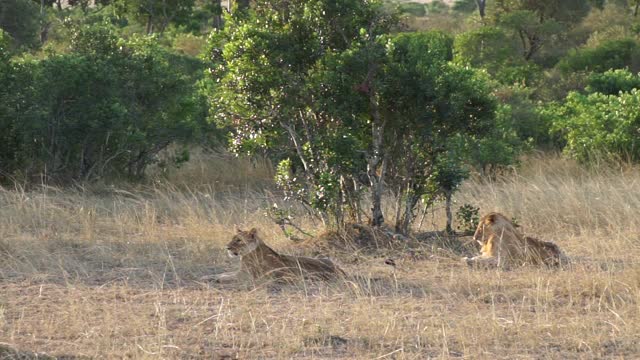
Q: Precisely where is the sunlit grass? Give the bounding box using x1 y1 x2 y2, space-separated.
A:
1 154 640 358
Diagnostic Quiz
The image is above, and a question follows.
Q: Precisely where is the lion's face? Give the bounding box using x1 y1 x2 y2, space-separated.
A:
473 217 490 245
473 212 515 245
226 228 260 257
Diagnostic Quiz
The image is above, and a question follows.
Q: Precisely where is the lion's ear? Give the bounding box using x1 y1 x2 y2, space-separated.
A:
248 228 258 238
486 214 496 224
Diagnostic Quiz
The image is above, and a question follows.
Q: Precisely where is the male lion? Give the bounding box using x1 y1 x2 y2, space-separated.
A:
463 212 568 268
211 228 346 283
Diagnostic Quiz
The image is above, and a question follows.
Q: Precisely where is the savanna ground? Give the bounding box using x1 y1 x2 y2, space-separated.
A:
1 153 640 359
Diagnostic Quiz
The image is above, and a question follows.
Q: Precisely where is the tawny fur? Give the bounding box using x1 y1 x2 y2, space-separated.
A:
212 228 346 283
463 212 569 268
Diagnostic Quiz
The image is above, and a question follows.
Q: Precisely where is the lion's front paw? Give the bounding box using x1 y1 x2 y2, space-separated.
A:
199 274 220 282
202 272 238 284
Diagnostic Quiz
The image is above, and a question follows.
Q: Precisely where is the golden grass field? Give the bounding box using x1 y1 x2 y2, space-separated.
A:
1 153 640 359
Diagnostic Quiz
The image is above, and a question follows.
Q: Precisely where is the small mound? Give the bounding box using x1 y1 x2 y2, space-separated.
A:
414 230 478 258
301 223 418 256
0 344 85 359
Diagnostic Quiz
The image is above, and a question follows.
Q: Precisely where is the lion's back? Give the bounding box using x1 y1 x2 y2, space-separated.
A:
524 236 569 266
241 244 344 281
281 254 345 279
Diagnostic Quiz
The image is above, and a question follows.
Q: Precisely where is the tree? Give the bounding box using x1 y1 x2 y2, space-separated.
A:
113 0 196 34
0 23 208 182
0 30 20 178
491 0 591 61
477 0 487 20
207 0 499 234
0 0 40 47
207 0 395 227
455 26 520 74
376 32 496 234
452 0 485 19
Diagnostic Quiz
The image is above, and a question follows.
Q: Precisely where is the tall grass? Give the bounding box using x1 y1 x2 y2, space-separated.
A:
1 154 640 358
458 154 640 259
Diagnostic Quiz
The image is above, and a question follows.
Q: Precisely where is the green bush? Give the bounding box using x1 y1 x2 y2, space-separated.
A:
551 90 640 163
0 0 40 48
495 85 553 147
454 27 519 71
460 103 525 176
495 62 542 86
452 0 476 13
558 38 640 74
454 27 540 85
456 204 479 232
0 23 208 182
426 0 449 14
586 69 640 95
398 2 427 17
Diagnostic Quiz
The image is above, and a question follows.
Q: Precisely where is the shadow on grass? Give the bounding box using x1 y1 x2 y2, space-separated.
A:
0 237 234 289
0 344 87 360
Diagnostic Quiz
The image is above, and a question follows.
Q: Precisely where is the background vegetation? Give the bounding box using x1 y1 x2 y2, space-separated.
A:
2 0 640 358
3 0 640 232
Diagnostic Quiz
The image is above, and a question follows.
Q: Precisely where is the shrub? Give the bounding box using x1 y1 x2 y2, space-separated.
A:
586 69 640 95
398 2 427 17
426 0 449 14
454 27 541 85
0 23 208 182
454 27 519 72
452 0 476 13
551 89 640 163
0 0 40 48
558 38 640 74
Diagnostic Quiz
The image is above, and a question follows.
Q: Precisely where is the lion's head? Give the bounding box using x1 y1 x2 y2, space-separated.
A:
226 228 261 257
473 212 518 245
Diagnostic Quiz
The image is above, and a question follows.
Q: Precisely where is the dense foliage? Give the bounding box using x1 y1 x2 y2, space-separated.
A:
206 0 499 231
0 22 208 182
550 87 640 162
2 0 640 232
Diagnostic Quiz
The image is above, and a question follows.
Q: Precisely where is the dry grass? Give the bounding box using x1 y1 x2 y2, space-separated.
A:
2 154 640 359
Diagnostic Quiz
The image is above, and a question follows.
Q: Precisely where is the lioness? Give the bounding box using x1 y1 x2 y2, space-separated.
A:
463 212 569 268
212 228 346 283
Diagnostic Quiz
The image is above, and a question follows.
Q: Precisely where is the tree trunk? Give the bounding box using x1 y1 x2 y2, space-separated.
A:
393 186 403 230
444 189 453 234
395 144 418 235
367 91 386 227
341 175 362 224
475 0 486 21
397 190 419 235
213 0 223 29
40 22 51 44
39 0 50 44
368 153 386 226
146 16 154 34
334 178 345 229
236 0 250 10
635 1 639 17
417 195 435 230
